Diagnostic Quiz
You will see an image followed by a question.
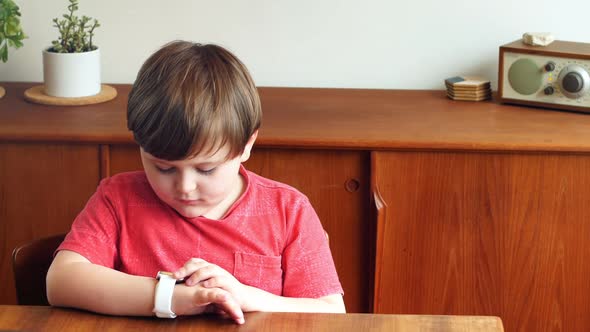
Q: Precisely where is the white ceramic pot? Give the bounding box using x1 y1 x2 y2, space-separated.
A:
43 47 101 98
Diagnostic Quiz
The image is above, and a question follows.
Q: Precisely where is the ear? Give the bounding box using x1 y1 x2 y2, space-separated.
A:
240 130 258 163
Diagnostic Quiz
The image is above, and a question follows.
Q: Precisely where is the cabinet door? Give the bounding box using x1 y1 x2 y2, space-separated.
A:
0 143 100 304
245 149 371 313
372 151 590 332
108 144 142 175
106 145 372 313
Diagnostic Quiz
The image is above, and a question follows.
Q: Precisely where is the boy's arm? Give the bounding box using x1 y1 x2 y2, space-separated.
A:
243 289 346 313
175 258 346 313
46 250 244 322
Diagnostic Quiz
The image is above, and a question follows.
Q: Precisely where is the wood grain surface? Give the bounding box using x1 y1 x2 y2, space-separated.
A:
372 150 590 332
2 82 590 152
0 305 504 332
0 143 100 304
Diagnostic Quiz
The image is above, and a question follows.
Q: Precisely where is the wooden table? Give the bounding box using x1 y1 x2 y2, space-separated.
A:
0 305 503 331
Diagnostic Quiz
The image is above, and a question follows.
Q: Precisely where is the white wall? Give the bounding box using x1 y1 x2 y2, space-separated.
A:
1 0 589 89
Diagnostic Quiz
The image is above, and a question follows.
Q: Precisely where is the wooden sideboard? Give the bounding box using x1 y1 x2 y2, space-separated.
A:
2 82 590 331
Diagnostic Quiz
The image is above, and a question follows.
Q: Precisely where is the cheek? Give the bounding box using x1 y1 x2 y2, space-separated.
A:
147 172 173 196
199 178 225 195
201 175 233 196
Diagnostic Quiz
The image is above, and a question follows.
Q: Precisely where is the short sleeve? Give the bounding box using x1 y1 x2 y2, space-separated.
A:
57 179 120 268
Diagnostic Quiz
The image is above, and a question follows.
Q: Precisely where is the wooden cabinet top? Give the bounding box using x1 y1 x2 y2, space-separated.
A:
2 82 590 152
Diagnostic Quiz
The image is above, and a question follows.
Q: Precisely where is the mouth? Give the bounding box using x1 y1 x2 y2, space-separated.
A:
178 198 200 205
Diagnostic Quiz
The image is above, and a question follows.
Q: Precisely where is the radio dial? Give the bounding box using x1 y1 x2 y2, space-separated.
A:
558 65 590 98
563 72 583 92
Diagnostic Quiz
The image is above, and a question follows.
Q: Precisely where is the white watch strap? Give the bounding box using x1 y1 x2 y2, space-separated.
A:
154 271 177 318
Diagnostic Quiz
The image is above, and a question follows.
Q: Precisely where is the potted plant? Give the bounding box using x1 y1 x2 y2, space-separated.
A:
0 0 26 98
43 0 101 98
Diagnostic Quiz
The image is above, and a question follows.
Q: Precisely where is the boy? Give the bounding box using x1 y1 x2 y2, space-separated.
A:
46 41 345 324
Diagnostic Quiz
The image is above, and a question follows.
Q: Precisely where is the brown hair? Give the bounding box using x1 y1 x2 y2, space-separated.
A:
127 41 261 161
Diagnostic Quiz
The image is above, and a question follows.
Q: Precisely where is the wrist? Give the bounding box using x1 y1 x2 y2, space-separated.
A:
153 271 179 318
171 283 191 316
171 283 209 316
241 284 270 312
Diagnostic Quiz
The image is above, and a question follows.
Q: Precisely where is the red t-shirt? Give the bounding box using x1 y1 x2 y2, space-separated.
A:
58 166 343 299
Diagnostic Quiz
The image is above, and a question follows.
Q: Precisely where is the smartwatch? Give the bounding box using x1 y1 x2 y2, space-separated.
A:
153 271 178 318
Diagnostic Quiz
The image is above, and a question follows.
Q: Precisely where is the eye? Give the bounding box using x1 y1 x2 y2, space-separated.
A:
155 165 175 174
197 167 216 175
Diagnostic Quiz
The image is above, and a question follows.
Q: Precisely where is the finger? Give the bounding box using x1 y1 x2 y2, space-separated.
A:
215 307 230 317
213 292 245 325
202 275 230 289
196 288 244 324
173 258 209 279
185 264 225 286
203 303 217 314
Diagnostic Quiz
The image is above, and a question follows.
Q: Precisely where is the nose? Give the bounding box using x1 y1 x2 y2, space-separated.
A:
176 170 197 194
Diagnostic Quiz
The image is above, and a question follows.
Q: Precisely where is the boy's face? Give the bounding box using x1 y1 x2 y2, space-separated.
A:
140 135 256 219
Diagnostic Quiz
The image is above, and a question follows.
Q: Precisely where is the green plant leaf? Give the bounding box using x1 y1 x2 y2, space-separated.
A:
6 17 20 35
0 0 26 61
0 43 8 62
50 0 100 53
7 36 23 48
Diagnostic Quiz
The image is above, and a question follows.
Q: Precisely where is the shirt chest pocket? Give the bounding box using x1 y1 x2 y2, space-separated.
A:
233 252 283 295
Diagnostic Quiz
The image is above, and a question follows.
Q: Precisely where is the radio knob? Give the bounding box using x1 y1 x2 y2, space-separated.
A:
544 86 555 95
558 65 590 98
562 72 583 92
545 62 556 72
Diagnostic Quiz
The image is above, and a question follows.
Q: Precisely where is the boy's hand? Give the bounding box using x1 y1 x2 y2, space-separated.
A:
173 258 258 312
173 283 245 324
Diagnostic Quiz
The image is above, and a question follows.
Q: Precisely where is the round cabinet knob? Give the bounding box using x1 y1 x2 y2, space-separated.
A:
508 58 542 95
558 65 590 98
344 178 360 193
544 86 554 95
544 62 556 72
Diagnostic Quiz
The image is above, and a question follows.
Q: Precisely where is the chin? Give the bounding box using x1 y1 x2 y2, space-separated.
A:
177 210 201 218
169 205 196 218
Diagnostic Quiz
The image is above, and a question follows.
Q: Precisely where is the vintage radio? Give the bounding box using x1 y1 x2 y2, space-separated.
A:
499 39 590 113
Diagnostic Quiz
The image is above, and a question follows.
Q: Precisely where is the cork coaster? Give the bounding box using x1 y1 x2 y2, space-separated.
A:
447 89 492 98
24 84 117 106
445 76 491 89
446 93 491 102
445 83 491 92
